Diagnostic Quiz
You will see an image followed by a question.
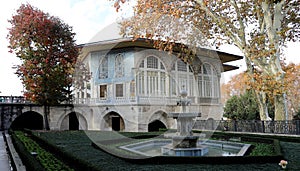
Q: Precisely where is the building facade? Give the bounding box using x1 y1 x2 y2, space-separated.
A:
72 38 242 132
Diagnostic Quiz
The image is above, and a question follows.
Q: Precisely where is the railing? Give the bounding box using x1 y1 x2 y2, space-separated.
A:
198 97 219 104
72 96 221 105
72 96 178 105
194 120 300 135
137 96 179 105
0 96 27 103
0 96 220 106
72 96 187 105
72 98 135 105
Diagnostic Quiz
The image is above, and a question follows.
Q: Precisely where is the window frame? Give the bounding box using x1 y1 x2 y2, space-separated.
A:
115 53 124 78
115 83 124 98
99 56 108 79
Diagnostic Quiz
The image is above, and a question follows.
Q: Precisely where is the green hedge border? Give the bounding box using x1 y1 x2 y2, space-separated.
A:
27 130 99 171
10 131 45 171
11 130 74 171
16 130 287 167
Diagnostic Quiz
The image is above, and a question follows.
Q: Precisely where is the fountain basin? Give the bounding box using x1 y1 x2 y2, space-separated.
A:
119 139 251 157
162 143 209 156
170 135 198 148
164 133 206 148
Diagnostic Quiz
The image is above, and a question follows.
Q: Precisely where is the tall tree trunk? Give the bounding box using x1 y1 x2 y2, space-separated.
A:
274 94 286 120
255 91 271 120
244 55 271 121
271 63 286 121
43 105 50 130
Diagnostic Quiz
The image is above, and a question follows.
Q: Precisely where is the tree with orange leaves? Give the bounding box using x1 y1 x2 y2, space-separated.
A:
222 72 249 96
112 0 300 120
284 63 300 118
7 4 84 129
222 62 300 120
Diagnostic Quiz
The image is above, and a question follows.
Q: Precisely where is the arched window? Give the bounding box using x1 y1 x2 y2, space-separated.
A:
147 56 158 69
198 63 219 98
115 53 124 78
177 60 187 72
99 56 108 79
171 59 195 96
137 56 166 96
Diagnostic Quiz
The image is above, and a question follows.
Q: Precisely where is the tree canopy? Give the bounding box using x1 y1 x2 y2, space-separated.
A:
7 3 79 105
283 63 300 117
112 0 300 120
222 62 300 120
223 91 261 120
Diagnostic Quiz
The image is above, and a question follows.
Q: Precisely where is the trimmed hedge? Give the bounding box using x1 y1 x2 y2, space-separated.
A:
28 130 299 171
29 131 100 171
11 131 73 171
11 131 45 171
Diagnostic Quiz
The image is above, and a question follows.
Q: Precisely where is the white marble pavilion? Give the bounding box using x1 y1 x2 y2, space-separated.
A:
73 38 242 132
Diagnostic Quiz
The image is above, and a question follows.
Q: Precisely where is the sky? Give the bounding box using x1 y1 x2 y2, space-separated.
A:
0 0 299 96
0 0 130 96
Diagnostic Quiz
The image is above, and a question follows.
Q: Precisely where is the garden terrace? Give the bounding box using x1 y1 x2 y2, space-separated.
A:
10 130 300 170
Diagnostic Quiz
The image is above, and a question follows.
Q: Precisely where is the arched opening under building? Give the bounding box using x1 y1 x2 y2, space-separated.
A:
102 112 125 131
10 111 43 130
148 111 169 132
148 120 167 132
69 112 79 130
60 112 88 130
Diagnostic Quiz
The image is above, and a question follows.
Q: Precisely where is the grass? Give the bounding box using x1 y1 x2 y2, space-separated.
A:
16 130 296 171
249 143 276 156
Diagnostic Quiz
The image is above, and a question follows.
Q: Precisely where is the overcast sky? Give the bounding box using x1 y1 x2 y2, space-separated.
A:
0 0 130 96
0 0 299 96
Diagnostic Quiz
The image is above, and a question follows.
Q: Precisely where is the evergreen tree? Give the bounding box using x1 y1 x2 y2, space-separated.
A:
224 91 264 120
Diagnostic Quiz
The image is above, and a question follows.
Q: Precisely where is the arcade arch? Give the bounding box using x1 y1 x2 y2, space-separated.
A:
60 112 88 130
148 120 167 132
101 111 125 131
10 111 43 130
148 110 168 132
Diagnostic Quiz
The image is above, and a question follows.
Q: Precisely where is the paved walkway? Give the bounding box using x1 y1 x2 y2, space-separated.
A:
0 132 11 171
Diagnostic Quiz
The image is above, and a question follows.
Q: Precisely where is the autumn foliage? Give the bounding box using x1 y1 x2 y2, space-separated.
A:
284 63 300 117
112 0 300 120
7 4 79 105
222 62 300 119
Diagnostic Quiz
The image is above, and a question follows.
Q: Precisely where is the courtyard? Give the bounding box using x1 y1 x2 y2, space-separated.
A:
7 130 300 171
